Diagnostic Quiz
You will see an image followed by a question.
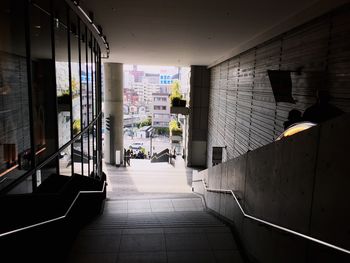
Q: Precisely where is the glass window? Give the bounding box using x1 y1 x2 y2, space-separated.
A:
59 146 72 176
55 3 71 147
80 22 88 129
82 130 89 176
94 48 98 119
70 12 81 137
92 124 97 177
30 3 58 164
7 175 34 194
0 0 32 189
92 39 96 120
73 135 82 175
88 33 93 124
38 158 58 185
89 127 94 176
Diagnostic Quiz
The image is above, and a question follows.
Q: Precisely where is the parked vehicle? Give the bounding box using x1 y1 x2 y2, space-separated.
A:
129 142 143 150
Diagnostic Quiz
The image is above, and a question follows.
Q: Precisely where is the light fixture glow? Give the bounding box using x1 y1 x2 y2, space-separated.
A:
276 121 317 141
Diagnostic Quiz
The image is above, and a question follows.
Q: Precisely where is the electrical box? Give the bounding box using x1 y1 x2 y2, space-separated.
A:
115 150 120 166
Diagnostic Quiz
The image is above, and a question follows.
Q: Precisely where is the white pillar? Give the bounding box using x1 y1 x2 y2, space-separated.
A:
104 63 124 165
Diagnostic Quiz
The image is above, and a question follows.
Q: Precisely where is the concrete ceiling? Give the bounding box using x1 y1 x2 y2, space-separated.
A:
80 0 347 66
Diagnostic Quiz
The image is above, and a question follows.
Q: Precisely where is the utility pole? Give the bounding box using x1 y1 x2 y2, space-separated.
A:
149 127 153 157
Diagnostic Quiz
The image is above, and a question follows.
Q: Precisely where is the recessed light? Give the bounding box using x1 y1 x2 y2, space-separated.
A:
35 25 41 29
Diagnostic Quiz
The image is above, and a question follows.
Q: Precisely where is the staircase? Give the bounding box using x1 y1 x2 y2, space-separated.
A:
151 148 170 163
0 173 106 262
65 196 245 263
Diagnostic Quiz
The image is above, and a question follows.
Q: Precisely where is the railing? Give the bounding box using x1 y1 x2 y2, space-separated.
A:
192 178 350 255
151 149 170 163
0 180 106 238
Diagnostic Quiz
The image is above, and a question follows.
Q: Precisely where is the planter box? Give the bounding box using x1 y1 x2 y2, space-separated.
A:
170 106 189 115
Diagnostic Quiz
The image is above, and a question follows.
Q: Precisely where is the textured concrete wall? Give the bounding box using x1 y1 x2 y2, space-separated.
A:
193 114 350 263
207 4 350 167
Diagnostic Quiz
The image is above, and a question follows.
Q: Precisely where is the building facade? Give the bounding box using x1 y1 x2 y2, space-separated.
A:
151 93 170 128
0 0 106 193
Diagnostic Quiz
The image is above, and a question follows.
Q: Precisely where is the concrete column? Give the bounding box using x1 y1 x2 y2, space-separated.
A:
104 63 124 165
187 66 210 168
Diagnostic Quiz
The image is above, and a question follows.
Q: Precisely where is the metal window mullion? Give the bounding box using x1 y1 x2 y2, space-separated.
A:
98 49 102 176
50 0 60 176
25 0 37 191
67 7 74 176
91 37 95 120
78 19 84 176
86 28 90 176
98 48 103 176
91 38 95 176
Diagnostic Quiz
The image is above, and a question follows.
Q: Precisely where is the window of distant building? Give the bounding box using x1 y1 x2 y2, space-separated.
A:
153 97 167 102
153 113 169 119
154 105 166 110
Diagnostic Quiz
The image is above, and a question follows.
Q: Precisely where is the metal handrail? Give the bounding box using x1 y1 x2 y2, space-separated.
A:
151 150 170 161
0 180 106 238
192 178 350 255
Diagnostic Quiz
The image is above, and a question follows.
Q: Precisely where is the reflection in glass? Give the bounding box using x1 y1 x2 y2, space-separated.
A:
0 0 32 187
55 6 71 147
30 4 58 164
83 131 89 176
88 33 93 124
91 40 95 120
59 146 72 176
70 13 81 137
7 176 33 194
92 124 97 177
80 22 88 129
89 127 94 176
93 44 97 119
73 135 83 175
38 158 58 184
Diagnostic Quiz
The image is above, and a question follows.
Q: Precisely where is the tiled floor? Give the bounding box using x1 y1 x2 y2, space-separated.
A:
67 210 243 263
65 160 244 262
105 159 196 200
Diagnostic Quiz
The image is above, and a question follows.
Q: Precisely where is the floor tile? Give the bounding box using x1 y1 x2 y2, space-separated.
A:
167 250 215 263
117 251 167 263
165 232 210 251
119 233 165 252
67 253 117 263
71 234 121 253
213 250 243 263
122 228 164 235
206 232 238 250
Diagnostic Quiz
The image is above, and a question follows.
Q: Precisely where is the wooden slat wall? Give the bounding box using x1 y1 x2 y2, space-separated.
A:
207 5 350 166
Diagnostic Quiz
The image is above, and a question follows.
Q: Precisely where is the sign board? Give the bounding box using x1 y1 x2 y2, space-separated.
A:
159 74 173 85
212 147 223 166
81 71 92 83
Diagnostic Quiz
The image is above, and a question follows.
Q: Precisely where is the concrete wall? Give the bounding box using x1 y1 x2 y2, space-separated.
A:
187 66 210 167
103 63 124 165
207 4 350 167
193 114 350 263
